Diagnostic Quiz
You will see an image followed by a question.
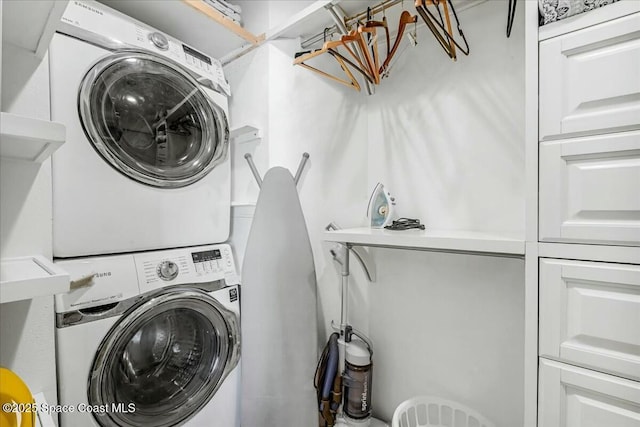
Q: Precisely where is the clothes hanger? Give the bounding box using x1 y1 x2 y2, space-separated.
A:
338 30 378 84
356 7 389 84
414 0 469 60
379 10 418 77
293 45 361 91
507 0 517 37
293 29 377 91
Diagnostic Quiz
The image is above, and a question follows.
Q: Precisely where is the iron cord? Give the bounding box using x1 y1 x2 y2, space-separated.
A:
384 218 426 230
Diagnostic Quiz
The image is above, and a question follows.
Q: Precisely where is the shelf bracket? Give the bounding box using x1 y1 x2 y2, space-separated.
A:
230 125 261 144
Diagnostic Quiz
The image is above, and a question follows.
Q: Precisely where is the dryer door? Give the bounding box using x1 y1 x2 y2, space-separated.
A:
79 51 229 188
87 288 240 427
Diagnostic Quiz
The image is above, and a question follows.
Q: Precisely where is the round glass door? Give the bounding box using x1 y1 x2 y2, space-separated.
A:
78 51 228 188
88 288 240 427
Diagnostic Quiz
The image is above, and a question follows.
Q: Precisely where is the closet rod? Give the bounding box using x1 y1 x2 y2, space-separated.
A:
302 0 400 49
344 0 403 25
302 0 488 49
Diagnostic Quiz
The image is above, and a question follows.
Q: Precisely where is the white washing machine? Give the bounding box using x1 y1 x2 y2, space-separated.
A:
50 0 232 258
55 244 241 427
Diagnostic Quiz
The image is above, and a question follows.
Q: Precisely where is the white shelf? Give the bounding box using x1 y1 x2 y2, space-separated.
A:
2 0 69 58
265 0 336 41
324 227 525 256
0 256 70 304
0 112 66 163
230 125 261 144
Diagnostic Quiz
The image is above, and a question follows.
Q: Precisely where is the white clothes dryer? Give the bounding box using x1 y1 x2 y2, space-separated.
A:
55 244 241 427
50 0 231 257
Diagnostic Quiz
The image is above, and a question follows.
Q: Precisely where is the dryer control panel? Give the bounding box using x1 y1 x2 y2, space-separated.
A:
59 0 230 95
135 244 238 294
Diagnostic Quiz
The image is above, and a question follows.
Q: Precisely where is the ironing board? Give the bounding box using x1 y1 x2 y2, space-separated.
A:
240 167 318 427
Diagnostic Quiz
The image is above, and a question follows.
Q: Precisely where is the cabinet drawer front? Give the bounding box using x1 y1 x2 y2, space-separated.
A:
540 258 640 380
539 359 640 427
539 12 640 140
539 131 640 246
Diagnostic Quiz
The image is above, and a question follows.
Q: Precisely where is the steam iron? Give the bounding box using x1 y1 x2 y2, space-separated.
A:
367 183 396 228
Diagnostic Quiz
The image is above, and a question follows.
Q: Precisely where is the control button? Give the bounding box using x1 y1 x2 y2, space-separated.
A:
195 263 204 274
148 32 169 51
203 261 212 273
157 260 179 281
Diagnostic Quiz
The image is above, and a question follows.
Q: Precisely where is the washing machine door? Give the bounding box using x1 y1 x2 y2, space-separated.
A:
87 287 240 427
78 50 229 188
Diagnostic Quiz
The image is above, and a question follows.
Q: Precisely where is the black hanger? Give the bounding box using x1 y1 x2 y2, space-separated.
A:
415 0 469 60
507 0 517 37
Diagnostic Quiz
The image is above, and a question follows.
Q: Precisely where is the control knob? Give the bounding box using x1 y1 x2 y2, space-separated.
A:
157 260 179 281
149 32 169 51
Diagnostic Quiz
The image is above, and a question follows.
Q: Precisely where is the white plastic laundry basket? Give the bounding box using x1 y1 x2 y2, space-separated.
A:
391 396 496 427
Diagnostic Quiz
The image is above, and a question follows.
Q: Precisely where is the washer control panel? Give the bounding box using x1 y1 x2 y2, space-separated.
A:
135 244 238 294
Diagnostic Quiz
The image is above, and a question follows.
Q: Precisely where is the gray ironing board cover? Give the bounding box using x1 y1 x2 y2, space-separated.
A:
240 167 318 427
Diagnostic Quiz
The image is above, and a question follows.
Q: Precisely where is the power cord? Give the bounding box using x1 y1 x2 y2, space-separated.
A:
384 218 425 231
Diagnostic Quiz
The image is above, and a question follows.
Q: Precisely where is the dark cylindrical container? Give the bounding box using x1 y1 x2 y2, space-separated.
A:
343 339 372 420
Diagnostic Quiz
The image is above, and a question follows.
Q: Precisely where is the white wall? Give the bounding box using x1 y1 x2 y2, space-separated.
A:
226 1 526 426
367 1 525 234
0 42 58 410
369 250 524 426
268 37 372 341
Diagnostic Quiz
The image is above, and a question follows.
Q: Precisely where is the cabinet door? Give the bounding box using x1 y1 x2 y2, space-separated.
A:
539 13 640 140
539 258 640 381
539 131 640 245
539 359 640 427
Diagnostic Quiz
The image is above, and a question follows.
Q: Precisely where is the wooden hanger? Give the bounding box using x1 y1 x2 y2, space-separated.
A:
415 0 469 60
379 10 418 77
340 30 378 85
293 33 378 91
357 11 390 84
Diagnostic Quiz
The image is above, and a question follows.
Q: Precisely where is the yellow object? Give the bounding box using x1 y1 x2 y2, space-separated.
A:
0 368 35 427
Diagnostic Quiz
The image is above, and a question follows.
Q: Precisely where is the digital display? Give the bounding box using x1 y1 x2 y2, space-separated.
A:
183 44 212 65
192 249 221 263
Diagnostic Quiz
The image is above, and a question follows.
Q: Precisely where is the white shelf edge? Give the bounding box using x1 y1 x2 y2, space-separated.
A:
222 0 335 65
221 42 261 65
323 227 526 257
264 0 336 41
0 112 66 163
230 125 261 144
2 0 69 58
35 1 70 58
0 255 70 304
231 201 257 207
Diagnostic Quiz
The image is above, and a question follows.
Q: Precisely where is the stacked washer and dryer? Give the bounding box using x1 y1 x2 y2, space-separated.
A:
49 1 240 426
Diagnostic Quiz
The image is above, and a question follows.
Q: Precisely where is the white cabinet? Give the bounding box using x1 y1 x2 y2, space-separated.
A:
539 12 640 140
539 131 640 246
538 359 640 427
537 8 640 427
539 258 640 381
